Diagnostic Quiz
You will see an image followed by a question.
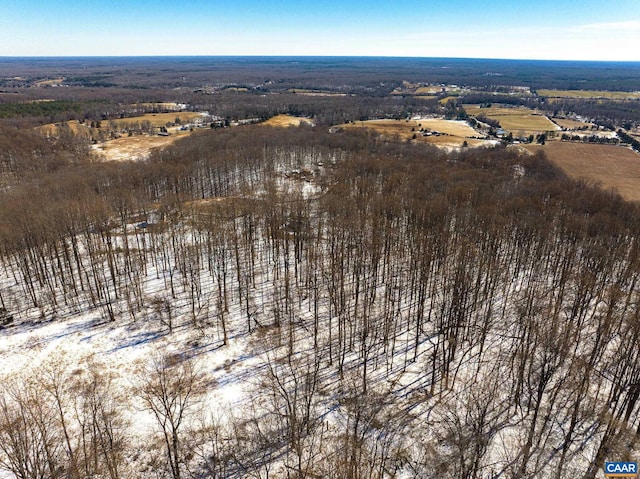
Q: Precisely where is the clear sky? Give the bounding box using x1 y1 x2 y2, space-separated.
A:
0 0 639 61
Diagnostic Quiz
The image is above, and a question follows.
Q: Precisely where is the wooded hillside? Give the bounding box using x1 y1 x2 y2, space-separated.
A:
2 124 640 477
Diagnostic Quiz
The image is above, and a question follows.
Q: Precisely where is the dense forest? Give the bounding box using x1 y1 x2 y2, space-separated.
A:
1 122 640 477
3 57 640 91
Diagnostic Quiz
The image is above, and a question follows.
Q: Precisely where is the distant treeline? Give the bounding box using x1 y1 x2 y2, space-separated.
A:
0 88 441 128
3 57 640 91
2 57 640 129
618 129 640 152
548 99 640 126
0 100 84 119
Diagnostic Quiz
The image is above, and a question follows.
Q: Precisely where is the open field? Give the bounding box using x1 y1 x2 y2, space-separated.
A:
415 86 445 94
418 118 480 136
262 114 315 127
344 118 478 138
342 119 416 139
552 117 594 130
34 77 65 87
426 135 492 148
92 129 193 161
465 104 559 135
36 120 92 138
134 102 188 111
525 142 640 202
393 85 462 96
223 86 249 92
438 95 458 104
538 89 640 99
107 112 205 128
37 112 206 138
36 113 207 161
341 118 494 149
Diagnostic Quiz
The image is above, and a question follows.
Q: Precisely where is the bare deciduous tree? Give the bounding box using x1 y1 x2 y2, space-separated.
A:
136 354 204 479
0 375 61 479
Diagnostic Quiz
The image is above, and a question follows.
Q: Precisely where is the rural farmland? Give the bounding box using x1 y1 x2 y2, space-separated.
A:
2 55 640 479
538 89 640 100
262 114 315 127
341 118 493 148
464 104 560 136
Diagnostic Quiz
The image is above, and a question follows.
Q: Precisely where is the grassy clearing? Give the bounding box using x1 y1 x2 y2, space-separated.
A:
427 136 489 148
135 102 186 111
342 119 415 139
35 77 65 87
107 112 204 128
224 87 249 92
438 96 458 104
343 118 478 138
37 112 205 143
37 113 205 138
525 142 640 202
415 86 444 95
262 114 314 127
35 112 207 162
465 105 558 135
538 89 640 99
415 95 438 101
36 120 92 138
341 118 493 149
552 118 594 130
418 118 479 137
393 85 461 96
92 130 193 161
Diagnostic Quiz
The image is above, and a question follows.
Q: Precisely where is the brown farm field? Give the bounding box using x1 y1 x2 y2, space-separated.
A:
341 119 492 149
439 96 459 104
427 136 489 148
262 114 315 127
89 113 313 162
552 118 594 130
37 113 205 140
107 112 205 128
465 105 558 135
134 102 188 111
415 86 444 95
525 142 640 202
342 119 415 139
36 120 92 138
418 118 479 137
35 77 65 87
343 118 478 138
538 89 640 100
92 130 194 161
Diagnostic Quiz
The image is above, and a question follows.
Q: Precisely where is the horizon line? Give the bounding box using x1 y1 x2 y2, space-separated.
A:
1 55 640 64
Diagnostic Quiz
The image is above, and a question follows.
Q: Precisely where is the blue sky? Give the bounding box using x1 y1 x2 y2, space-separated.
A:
0 0 639 60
